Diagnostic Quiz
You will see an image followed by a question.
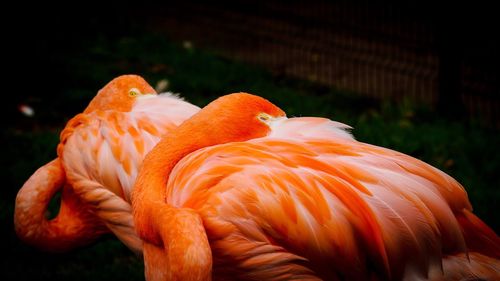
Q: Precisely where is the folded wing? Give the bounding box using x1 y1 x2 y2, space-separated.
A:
166 117 498 280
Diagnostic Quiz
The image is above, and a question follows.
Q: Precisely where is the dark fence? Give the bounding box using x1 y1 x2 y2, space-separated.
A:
148 1 499 127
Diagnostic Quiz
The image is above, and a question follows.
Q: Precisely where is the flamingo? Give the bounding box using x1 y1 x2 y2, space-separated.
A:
132 93 499 280
15 75 200 254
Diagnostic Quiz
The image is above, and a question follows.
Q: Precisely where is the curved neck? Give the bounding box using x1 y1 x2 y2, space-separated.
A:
15 159 104 252
132 119 215 277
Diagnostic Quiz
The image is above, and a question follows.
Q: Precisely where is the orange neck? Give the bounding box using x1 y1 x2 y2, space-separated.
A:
132 119 214 280
132 119 214 246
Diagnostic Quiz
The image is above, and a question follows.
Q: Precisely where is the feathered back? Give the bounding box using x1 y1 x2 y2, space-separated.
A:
164 117 495 280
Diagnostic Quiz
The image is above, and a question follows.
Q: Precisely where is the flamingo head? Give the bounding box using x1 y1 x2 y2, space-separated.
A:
83 74 157 113
183 92 286 145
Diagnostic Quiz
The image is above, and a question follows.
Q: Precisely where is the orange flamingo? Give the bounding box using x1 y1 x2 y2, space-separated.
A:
15 75 200 254
132 93 499 280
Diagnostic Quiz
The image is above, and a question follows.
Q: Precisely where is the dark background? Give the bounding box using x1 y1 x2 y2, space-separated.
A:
2 1 498 280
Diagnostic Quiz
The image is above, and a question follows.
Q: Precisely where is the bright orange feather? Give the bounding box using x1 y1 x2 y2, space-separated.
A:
133 93 499 280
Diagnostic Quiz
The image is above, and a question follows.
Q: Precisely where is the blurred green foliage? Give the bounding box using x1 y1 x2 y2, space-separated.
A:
2 27 498 280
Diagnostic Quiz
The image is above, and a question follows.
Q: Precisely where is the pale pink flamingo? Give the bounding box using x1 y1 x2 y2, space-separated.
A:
15 75 200 254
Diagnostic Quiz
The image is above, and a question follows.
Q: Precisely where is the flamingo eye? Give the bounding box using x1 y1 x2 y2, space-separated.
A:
129 88 141 97
257 113 272 123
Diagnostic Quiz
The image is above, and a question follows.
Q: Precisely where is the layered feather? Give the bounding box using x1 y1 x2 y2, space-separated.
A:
60 93 199 253
164 117 498 280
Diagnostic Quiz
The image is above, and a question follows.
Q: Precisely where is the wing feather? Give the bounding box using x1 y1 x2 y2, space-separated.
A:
60 94 200 252
165 117 483 280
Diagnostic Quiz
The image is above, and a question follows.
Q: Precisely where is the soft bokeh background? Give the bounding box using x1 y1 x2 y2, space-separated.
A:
2 1 498 280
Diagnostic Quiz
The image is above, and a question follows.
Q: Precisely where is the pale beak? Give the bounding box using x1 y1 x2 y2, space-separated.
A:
137 93 157 100
268 116 288 130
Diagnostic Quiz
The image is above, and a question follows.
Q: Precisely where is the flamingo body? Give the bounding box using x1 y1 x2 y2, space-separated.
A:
15 75 200 253
60 92 199 253
133 93 499 280
167 117 499 280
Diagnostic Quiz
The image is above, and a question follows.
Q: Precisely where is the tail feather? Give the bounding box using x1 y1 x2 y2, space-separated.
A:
457 209 500 259
14 159 107 252
437 252 500 281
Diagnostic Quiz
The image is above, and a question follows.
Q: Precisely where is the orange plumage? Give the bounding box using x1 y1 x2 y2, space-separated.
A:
15 75 199 254
133 93 499 280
